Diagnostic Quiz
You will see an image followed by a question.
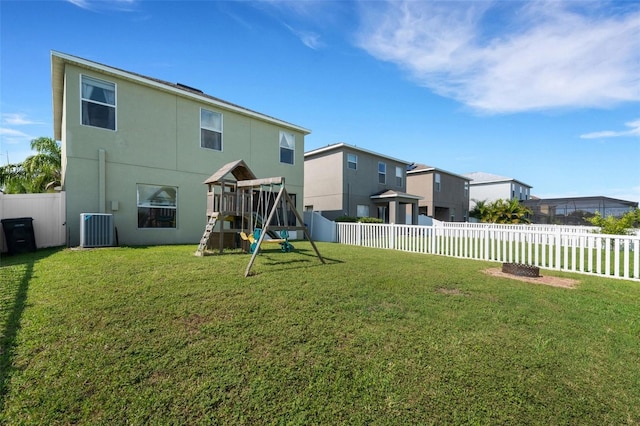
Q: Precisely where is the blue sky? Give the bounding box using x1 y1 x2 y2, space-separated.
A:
1 0 639 201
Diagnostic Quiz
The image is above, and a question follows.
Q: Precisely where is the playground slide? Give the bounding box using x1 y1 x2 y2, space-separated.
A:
249 213 281 239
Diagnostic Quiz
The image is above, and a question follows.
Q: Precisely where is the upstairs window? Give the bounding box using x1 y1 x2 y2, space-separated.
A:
435 173 441 192
464 181 469 196
347 153 358 170
81 75 116 131
201 109 222 151
280 131 295 164
378 162 386 184
395 166 403 187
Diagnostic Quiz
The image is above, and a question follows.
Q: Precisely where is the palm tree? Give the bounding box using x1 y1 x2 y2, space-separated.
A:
0 137 61 194
470 199 489 221
470 198 532 224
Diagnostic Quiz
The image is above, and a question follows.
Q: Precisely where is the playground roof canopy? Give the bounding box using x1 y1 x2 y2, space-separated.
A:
203 159 257 185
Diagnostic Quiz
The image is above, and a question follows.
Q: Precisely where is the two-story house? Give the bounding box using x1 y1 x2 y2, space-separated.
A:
462 172 532 210
304 143 421 224
52 51 309 247
406 164 470 222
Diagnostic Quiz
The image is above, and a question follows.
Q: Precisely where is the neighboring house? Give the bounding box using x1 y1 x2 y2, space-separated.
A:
462 172 532 209
304 143 421 224
406 164 470 222
522 196 638 225
52 51 309 247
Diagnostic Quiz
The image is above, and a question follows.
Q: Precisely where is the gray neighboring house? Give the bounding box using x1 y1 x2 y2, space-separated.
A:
406 164 470 222
304 143 421 224
463 172 532 209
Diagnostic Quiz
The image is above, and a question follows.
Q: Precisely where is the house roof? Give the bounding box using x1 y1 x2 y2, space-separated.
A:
522 196 638 208
203 159 256 184
304 143 411 165
51 50 311 141
407 163 470 181
462 171 532 188
370 189 423 201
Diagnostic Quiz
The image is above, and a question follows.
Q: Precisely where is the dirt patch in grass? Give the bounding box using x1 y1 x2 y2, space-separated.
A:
483 268 579 289
436 288 467 296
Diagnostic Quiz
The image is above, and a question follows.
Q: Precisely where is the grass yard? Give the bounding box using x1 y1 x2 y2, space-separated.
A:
1 242 639 424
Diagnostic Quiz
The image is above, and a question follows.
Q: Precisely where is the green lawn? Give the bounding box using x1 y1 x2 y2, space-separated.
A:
1 243 639 424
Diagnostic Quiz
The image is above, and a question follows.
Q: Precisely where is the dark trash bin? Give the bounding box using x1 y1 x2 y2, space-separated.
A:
1 217 37 255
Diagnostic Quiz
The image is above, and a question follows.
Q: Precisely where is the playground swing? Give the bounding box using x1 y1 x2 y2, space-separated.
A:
238 183 294 254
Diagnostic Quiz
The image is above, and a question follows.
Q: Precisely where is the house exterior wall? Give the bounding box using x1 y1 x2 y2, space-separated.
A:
406 170 469 222
303 150 344 218
58 60 306 247
406 172 434 214
469 181 530 208
304 146 408 221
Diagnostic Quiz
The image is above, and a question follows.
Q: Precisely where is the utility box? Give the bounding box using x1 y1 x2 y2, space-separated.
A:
1 217 37 255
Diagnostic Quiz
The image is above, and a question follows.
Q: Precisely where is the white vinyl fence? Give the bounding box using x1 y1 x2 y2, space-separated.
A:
0 192 66 253
336 222 640 282
304 211 337 242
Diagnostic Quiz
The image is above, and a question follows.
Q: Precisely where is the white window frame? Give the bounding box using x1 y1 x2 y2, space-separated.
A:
137 184 178 229
80 74 116 131
279 131 295 165
378 162 386 184
435 173 441 192
347 153 358 170
200 108 223 151
395 166 403 187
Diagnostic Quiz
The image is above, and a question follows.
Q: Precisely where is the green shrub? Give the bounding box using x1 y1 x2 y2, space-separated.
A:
334 215 358 222
358 217 383 223
586 209 639 235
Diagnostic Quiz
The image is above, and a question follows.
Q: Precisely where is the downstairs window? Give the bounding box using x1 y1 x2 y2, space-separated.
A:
137 184 177 228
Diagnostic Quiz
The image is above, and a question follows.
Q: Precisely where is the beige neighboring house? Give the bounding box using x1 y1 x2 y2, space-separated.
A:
52 51 309 247
304 143 421 224
406 163 471 222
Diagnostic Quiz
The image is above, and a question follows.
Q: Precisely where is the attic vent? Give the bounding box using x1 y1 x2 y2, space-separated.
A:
80 213 114 248
176 82 203 93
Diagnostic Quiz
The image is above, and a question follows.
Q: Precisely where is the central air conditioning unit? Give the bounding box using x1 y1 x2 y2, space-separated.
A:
80 213 114 248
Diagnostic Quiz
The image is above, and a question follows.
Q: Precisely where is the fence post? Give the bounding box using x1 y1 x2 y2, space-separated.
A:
389 223 395 250
555 228 562 270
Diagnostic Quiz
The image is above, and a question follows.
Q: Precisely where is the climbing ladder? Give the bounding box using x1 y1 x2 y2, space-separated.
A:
194 213 219 256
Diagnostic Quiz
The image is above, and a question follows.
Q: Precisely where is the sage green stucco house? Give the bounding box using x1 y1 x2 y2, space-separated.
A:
52 51 309 247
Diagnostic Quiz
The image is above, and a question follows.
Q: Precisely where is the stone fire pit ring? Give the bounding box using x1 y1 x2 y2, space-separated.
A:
502 262 540 278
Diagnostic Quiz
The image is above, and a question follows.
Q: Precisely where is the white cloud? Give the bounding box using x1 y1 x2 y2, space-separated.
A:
356 1 640 114
284 24 324 50
67 0 137 12
1 113 45 126
580 118 640 139
0 128 31 138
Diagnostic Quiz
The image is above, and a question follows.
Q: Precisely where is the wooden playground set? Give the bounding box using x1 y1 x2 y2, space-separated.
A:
194 160 324 277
